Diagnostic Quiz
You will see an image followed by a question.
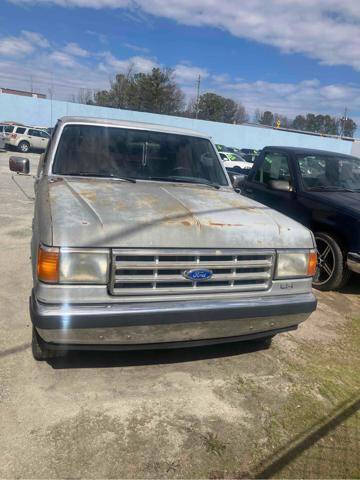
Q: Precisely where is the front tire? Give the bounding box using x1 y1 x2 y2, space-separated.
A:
32 327 65 361
18 141 30 153
313 232 351 291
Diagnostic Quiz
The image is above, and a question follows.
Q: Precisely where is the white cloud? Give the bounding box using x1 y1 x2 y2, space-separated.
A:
0 30 49 57
63 42 89 57
0 29 159 99
0 53 110 100
49 51 78 68
21 30 50 48
100 51 158 73
216 78 360 119
0 36 34 56
212 73 230 84
85 30 108 44
123 43 149 53
1 21 359 121
10 0 360 70
173 63 209 84
9 0 131 7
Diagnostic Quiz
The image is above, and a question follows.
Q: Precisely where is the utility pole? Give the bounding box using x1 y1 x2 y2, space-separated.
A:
195 74 201 119
340 107 348 136
48 72 54 127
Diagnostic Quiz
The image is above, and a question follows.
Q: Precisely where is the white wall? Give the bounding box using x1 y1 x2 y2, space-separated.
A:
0 93 354 155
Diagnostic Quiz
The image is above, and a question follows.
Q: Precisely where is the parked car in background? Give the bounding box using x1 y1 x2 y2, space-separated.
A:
6 126 50 153
240 146 360 290
0 124 17 145
0 125 7 149
241 148 261 163
9 116 317 360
215 144 242 154
219 151 253 172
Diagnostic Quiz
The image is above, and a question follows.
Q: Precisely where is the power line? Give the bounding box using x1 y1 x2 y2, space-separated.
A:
0 72 107 94
195 74 201 119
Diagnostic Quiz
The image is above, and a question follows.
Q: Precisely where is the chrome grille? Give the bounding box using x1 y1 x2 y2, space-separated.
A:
110 249 275 297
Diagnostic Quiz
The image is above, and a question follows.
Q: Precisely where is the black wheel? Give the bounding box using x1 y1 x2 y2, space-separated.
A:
313 232 351 291
32 326 65 361
18 141 30 153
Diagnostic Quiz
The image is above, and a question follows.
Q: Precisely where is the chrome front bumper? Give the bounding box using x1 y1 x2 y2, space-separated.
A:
347 252 360 274
30 291 317 348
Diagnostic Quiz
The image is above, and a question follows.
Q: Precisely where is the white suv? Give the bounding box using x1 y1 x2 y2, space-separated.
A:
7 126 50 153
219 151 253 171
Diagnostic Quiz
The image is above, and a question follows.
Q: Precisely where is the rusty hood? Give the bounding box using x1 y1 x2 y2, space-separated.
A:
48 177 314 249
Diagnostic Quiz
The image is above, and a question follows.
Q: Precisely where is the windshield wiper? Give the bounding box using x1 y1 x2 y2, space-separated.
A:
63 172 136 183
147 176 221 189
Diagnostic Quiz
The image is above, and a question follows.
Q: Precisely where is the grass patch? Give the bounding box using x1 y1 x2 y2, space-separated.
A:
251 317 360 478
200 432 227 457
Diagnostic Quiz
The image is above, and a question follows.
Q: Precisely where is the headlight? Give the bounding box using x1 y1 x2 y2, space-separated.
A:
275 250 317 279
37 245 109 284
59 248 109 284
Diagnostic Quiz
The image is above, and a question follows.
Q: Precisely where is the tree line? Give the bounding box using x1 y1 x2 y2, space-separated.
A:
72 67 357 138
254 109 357 138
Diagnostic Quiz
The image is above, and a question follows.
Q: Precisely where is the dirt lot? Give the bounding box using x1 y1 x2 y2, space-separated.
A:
0 150 359 479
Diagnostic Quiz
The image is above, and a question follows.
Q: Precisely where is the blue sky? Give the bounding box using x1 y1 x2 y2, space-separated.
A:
1 0 360 122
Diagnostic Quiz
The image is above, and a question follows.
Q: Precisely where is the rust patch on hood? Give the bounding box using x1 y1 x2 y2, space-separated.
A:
79 190 97 202
161 186 202 229
135 195 159 208
209 222 244 227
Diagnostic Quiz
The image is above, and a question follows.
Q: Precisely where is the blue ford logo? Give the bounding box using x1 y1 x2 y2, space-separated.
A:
183 269 213 281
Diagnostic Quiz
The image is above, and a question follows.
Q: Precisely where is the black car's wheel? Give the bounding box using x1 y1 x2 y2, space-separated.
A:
32 326 65 361
313 232 350 291
18 141 30 153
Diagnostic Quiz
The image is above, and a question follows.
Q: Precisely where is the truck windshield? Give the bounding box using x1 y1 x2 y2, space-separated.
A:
53 124 228 187
297 154 360 191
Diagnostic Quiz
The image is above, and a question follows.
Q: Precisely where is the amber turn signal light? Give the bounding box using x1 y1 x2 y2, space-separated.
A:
37 245 59 283
307 251 317 277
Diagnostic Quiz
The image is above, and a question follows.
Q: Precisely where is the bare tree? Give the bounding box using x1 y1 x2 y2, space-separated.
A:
234 103 249 124
253 109 263 124
70 88 95 105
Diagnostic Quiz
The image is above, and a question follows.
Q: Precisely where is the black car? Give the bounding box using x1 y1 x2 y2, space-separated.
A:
239 146 360 290
241 148 261 163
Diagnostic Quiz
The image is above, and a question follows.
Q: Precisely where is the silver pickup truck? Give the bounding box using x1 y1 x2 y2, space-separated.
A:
9 116 317 360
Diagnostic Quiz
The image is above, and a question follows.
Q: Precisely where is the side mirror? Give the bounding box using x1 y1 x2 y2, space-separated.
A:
268 179 293 192
229 173 245 188
9 156 30 175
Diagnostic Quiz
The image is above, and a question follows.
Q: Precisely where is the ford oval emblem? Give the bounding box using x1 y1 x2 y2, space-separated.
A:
183 269 213 281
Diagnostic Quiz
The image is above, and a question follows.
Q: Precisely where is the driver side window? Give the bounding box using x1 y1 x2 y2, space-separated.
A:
254 152 290 185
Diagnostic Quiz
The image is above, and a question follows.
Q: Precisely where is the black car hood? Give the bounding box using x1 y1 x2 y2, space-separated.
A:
303 191 360 216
